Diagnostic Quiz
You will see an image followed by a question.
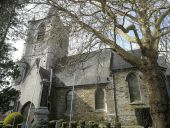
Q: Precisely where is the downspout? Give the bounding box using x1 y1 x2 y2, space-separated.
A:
110 52 119 124
48 68 53 97
48 68 53 111
69 72 76 128
112 73 119 123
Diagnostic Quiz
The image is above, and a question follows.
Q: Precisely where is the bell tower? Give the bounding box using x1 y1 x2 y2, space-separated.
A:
22 8 69 70
16 8 69 126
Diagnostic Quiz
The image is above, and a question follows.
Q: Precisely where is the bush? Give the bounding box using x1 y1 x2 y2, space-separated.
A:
48 119 66 128
93 123 98 128
114 122 121 128
135 108 152 127
17 124 22 128
0 121 5 128
3 112 23 127
31 119 49 128
57 119 64 127
49 120 57 128
98 122 111 128
70 121 77 128
103 122 111 128
61 122 68 128
4 124 13 128
79 120 85 128
88 121 96 128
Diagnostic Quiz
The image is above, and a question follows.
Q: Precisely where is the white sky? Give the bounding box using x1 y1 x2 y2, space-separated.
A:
12 4 50 61
12 1 170 61
12 39 25 61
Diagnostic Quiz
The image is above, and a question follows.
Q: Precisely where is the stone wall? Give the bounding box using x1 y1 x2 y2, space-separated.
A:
49 68 151 127
113 69 149 126
50 83 115 122
19 65 42 109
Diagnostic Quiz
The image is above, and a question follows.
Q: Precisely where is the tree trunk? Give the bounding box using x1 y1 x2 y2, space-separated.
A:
142 67 168 128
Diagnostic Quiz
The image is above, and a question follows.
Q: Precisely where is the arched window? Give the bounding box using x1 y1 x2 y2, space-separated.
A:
95 88 104 110
21 101 35 125
66 90 74 111
126 72 141 102
37 23 45 41
159 72 170 100
40 85 48 107
159 72 167 88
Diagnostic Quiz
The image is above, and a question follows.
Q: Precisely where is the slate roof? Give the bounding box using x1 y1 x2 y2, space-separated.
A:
54 48 170 87
165 63 170 76
39 67 65 87
112 50 140 70
55 49 112 86
112 49 168 70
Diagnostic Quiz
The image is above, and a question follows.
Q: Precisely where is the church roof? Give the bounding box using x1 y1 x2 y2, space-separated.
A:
54 48 169 87
39 67 65 87
55 49 112 86
112 49 168 71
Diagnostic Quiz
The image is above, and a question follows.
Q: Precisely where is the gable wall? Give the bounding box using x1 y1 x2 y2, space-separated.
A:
19 66 42 109
49 83 115 122
113 69 149 126
49 68 152 126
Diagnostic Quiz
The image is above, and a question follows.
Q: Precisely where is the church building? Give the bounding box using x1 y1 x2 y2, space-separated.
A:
14 8 170 127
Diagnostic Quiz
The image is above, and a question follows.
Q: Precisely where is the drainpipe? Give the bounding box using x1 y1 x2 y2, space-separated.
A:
111 52 120 127
48 68 53 112
48 68 53 97
112 73 119 123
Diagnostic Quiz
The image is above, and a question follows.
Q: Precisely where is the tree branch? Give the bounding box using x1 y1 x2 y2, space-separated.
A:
116 29 137 43
158 28 170 38
155 8 170 27
49 3 143 68
115 24 143 48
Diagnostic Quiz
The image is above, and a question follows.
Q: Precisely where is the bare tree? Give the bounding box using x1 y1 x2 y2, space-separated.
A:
29 0 170 128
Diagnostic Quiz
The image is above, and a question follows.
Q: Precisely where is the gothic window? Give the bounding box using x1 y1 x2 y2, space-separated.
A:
66 90 74 111
159 73 170 100
37 23 45 41
167 76 170 99
95 88 105 110
126 72 141 102
40 85 48 106
21 102 35 124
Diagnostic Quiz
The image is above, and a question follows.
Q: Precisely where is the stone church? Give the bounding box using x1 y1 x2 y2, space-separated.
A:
14 8 170 127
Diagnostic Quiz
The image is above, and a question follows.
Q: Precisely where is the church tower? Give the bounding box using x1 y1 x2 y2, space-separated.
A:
23 8 69 70
14 8 69 127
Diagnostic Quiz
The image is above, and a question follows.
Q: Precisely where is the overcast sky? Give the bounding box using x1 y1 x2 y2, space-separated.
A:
12 40 25 61
12 1 170 61
12 4 50 61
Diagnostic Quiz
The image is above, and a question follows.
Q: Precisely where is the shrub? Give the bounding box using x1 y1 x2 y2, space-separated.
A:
57 119 64 127
0 121 5 128
49 120 57 128
114 122 121 128
88 121 95 128
3 112 23 127
70 121 77 128
79 120 85 128
31 119 49 128
99 122 111 128
93 123 98 128
104 122 111 128
135 108 152 127
17 124 22 128
4 124 13 128
61 122 68 128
